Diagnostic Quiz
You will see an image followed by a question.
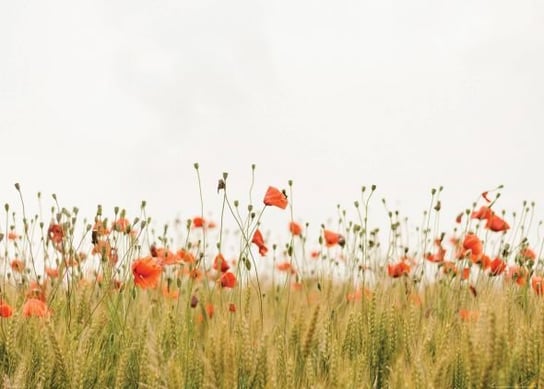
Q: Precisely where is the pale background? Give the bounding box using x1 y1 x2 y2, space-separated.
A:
1 1 543 248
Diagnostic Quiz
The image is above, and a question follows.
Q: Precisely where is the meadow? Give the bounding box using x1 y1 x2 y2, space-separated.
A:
1 166 544 388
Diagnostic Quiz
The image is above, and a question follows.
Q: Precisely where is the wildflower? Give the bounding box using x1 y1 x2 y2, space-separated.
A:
192 216 205 228
289 222 302 236
229 303 236 313
7 232 19 241
426 238 446 263
213 253 230 273
263 186 288 209
177 249 196 264
112 217 130 233
459 309 479 322
485 214 509 232
520 247 537 261
441 261 457 277
45 267 60 278
252 229 268 256
276 261 296 274
22 298 50 318
532 276 544 296
26 281 46 302
508 266 528 286
489 258 506 276
153 247 180 265
471 206 493 220
387 261 411 278
220 272 237 288
132 256 162 289
10 259 25 273
47 223 64 244
0 302 13 318
206 303 214 318
323 230 345 247
462 233 483 262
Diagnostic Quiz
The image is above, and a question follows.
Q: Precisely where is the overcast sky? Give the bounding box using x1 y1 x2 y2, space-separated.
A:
1 1 543 245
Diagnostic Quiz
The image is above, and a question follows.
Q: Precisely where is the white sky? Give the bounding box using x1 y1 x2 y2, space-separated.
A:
1 1 544 246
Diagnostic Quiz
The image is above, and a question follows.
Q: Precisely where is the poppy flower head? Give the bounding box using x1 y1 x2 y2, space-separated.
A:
47 223 64 244
485 214 510 232
462 233 483 261
251 229 268 256
289 222 303 236
192 216 205 228
387 261 411 278
323 230 345 247
220 272 237 288
471 206 493 220
132 256 163 289
532 276 544 296
22 298 50 318
0 301 13 318
489 257 506 276
263 186 288 209
213 253 230 273
10 259 25 274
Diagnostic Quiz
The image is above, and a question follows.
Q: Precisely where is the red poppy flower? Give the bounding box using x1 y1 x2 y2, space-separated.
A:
176 249 196 264
289 222 302 236
462 233 483 262
426 238 446 263
508 266 528 286
252 229 268 256
276 261 296 274
387 261 411 278
0 302 13 318
112 217 130 233
521 247 537 261
213 253 230 273
324 230 345 247
153 247 180 265
263 186 288 209
45 267 59 278
459 309 479 322
489 258 506 276
229 303 236 313
485 214 510 232
132 256 162 289
10 259 25 273
220 272 237 288
532 276 544 296
471 206 493 220
47 223 64 244
22 298 50 318
192 216 205 228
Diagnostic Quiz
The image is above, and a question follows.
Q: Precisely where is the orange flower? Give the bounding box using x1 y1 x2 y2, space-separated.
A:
192 216 205 228
92 220 110 237
471 206 493 220
289 222 302 236
45 267 59 278
532 276 544 296
252 229 268 256
426 238 446 263
47 223 64 244
220 272 237 288
161 284 180 299
213 253 230 273
508 266 528 286
459 309 479 322
22 298 50 318
7 232 19 241
228 303 236 313
10 259 25 273
153 247 180 265
177 249 196 264
387 261 411 278
112 217 130 233
0 302 13 318
489 258 506 276
520 247 537 261
462 233 483 262
485 214 510 232
206 303 215 318
263 186 288 209
276 261 296 274
132 256 162 289
441 261 458 276
26 281 47 302
323 230 345 247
